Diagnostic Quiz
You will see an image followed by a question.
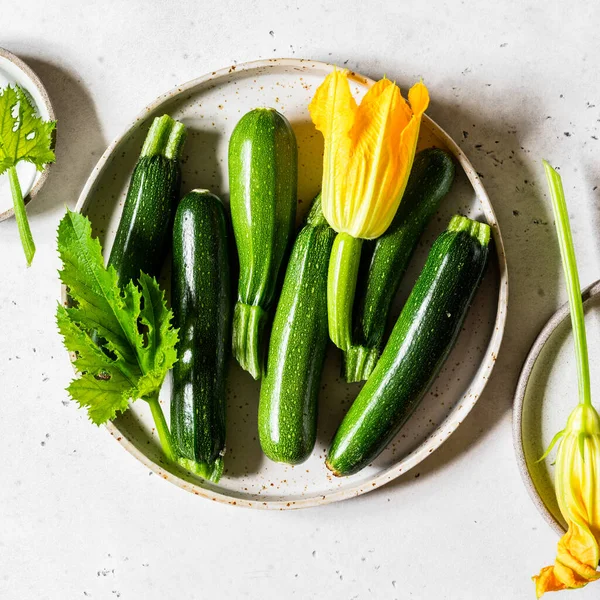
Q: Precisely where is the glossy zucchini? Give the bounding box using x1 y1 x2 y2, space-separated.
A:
327 215 491 476
344 148 455 382
108 115 186 287
170 190 231 482
258 197 335 464
229 108 298 379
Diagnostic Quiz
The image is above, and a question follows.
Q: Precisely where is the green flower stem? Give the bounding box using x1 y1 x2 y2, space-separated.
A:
328 232 363 351
8 165 35 266
543 160 591 407
147 392 175 462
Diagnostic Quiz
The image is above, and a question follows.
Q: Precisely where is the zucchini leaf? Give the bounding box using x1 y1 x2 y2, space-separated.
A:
0 85 55 174
0 84 56 265
56 209 178 425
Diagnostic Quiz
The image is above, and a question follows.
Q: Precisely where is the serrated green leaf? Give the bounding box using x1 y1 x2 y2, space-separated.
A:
138 273 178 375
57 304 120 377
57 209 140 367
67 372 132 425
56 209 178 425
0 84 56 175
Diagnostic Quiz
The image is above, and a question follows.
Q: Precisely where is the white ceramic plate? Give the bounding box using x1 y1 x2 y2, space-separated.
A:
514 280 600 534
69 58 508 509
0 47 55 221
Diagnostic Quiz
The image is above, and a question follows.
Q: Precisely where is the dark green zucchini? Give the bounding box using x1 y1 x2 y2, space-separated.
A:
108 115 186 287
327 215 490 476
229 108 298 379
170 190 231 482
258 196 335 464
344 148 455 382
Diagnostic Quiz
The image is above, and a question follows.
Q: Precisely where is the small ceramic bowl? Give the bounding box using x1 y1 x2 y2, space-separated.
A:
0 47 56 222
513 279 600 534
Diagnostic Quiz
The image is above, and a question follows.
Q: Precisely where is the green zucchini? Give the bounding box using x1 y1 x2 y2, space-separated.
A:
327 215 491 476
229 108 298 379
170 190 231 482
344 148 455 382
258 196 335 464
108 115 186 287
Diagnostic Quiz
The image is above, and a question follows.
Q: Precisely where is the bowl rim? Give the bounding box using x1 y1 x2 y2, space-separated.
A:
66 57 509 509
513 278 600 535
0 46 56 222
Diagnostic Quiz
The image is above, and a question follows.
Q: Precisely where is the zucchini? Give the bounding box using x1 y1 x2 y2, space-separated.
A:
108 115 186 287
170 190 231 482
327 215 491 476
258 196 335 464
344 148 455 382
229 108 298 379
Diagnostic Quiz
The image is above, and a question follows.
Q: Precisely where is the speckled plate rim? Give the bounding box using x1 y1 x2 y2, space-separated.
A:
66 57 509 509
0 47 56 222
513 279 600 534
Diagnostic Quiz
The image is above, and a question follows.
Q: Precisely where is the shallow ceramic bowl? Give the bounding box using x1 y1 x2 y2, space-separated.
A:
66 58 508 509
514 279 600 534
0 47 56 221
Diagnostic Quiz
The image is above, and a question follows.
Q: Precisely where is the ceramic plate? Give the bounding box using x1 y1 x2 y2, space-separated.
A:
514 279 600 534
0 47 55 221
67 58 508 509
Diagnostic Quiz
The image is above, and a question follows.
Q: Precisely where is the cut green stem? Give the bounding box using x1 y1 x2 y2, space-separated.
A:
328 232 363 351
177 456 224 483
141 114 187 160
232 302 267 380
343 344 380 382
8 165 35 266
543 160 591 407
147 393 175 462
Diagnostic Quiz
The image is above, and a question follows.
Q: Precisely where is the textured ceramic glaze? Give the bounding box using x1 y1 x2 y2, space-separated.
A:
514 279 600 534
66 59 508 509
0 47 55 221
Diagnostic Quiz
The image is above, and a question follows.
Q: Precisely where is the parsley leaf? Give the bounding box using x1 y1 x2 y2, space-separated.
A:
0 84 56 265
56 209 178 436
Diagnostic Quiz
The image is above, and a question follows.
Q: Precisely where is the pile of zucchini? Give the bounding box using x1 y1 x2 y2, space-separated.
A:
107 108 491 482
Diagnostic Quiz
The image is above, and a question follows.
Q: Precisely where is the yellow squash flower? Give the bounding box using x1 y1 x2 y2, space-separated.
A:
308 69 429 350
309 69 429 239
534 403 600 597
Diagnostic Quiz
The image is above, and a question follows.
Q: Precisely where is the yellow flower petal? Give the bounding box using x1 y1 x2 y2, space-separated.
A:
533 404 600 597
346 79 406 237
309 70 429 239
408 80 430 117
309 70 357 231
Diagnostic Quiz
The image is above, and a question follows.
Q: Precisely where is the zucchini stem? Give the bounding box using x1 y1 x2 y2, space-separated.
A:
141 115 187 160
147 393 175 462
8 165 35 266
177 456 224 483
448 214 491 247
543 160 591 407
343 344 380 383
232 302 267 380
328 233 363 350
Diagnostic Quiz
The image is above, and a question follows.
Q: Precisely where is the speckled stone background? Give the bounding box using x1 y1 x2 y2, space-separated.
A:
1 1 599 598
